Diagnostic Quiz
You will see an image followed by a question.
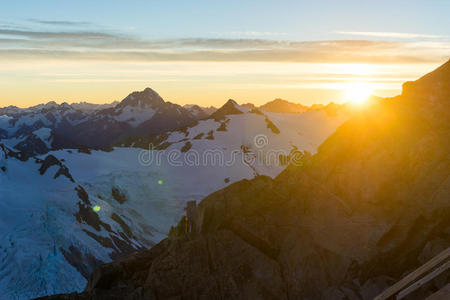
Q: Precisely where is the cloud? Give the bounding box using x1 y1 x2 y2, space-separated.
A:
212 31 288 37
0 25 447 64
28 19 92 27
334 31 447 39
0 28 116 39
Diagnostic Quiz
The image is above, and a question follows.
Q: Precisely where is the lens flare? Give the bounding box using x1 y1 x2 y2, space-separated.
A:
93 205 101 212
343 82 373 104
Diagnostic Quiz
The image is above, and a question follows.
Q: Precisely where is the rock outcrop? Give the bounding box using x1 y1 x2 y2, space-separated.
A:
39 154 75 182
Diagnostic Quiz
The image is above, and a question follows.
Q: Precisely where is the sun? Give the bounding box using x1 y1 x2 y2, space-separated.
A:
343 82 373 104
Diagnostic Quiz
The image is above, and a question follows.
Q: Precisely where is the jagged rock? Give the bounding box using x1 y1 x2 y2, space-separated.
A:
193 133 204 140
111 187 128 204
205 130 214 140
75 185 91 206
111 213 134 238
185 201 197 232
180 141 192 152
0 144 29 161
78 147 91 154
265 116 280 134
39 155 61 175
39 154 75 182
216 119 230 132
168 216 189 238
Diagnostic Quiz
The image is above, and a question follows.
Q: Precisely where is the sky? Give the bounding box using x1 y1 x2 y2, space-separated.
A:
0 0 449 107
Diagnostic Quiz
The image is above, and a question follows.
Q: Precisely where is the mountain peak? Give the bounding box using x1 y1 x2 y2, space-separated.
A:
209 99 244 120
27 101 60 112
225 99 238 105
117 87 165 109
184 104 217 117
259 98 309 113
182 104 209 119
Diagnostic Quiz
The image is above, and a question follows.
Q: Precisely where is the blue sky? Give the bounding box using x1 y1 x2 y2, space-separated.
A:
2 0 449 40
0 0 448 106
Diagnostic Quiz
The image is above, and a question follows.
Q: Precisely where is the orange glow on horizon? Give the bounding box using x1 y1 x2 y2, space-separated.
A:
0 61 441 108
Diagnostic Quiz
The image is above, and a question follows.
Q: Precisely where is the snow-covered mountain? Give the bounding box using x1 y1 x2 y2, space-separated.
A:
69 101 119 113
9 127 55 155
121 99 348 177
183 104 217 118
0 88 200 152
0 127 79 156
0 89 350 157
0 97 347 299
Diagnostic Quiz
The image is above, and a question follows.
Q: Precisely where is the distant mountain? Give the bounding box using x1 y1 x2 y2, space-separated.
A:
183 104 217 118
54 61 450 299
258 98 355 117
208 99 247 120
104 88 204 137
0 88 201 151
12 128 56 155
259 98 310 113
0 89 353 157
241 103 256 110
70 101 119 113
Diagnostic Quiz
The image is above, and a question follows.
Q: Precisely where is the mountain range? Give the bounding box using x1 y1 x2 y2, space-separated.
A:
0 89 349 157
38 60 450 299
0 86 349 298
0 89 203 153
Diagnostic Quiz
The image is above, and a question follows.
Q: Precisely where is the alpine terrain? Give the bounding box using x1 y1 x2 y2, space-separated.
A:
0 91 347 299
40 61 450 300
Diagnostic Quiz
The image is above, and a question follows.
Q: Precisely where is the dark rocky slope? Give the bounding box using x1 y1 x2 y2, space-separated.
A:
40 60 450 300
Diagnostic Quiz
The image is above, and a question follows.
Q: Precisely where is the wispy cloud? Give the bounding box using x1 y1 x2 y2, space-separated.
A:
0 28 116 39
0 24 448 64
334 31 447 39
212 31 288 37
28 19 92 27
